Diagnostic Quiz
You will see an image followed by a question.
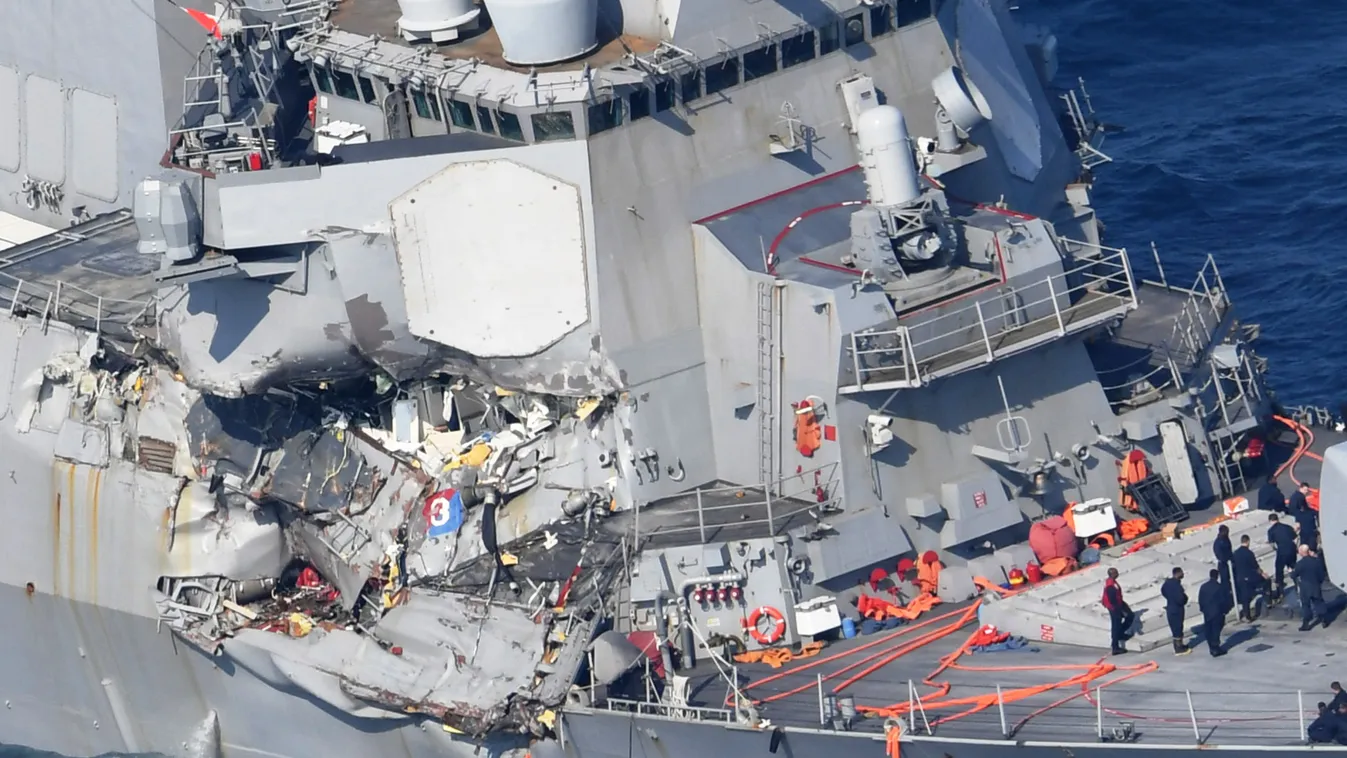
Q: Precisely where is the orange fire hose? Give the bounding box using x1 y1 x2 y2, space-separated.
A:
1273 414 1321 485
731 605 972 706
732 415 1321 737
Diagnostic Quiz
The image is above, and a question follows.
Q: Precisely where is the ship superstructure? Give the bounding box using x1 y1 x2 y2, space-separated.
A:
0 1 1318 757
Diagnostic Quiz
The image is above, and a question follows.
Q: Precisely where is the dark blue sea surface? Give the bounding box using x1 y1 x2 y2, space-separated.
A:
1024 0 1347 408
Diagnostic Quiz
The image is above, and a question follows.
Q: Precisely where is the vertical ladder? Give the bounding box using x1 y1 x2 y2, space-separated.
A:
756 281 775 490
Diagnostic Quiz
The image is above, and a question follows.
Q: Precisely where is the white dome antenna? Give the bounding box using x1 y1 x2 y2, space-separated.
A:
856 105 921 209
486 0 600 66
932 66 992 132
395 0 481 44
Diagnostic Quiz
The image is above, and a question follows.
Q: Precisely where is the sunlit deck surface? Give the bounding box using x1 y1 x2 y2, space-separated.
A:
330 0 658 71
0 210 157 345
698 168 1020 292
672 425 1344 747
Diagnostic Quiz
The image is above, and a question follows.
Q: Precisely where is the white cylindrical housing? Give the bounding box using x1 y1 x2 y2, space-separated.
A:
856 105 921 208
935 107 960 152
486 0 599 66
397 0 478 34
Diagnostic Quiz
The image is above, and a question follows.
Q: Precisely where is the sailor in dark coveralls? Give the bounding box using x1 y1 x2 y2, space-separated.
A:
1213 524 1234 605
1294 544 1330 631
1101 567 1133 655
1293 487 1319 550
1232 534 1267 622
1268 513 1298 602
1198 568 1230 656
1160 566 1190 655
1257 477 1286 512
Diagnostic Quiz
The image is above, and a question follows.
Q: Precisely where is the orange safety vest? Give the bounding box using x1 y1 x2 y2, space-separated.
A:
917 559 942 595
1118 451 1148 511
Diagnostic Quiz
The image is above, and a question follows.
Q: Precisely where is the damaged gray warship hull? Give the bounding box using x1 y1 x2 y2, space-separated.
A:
1 0 1341 756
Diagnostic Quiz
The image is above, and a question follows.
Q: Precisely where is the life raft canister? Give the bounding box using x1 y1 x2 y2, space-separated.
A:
747 605 787 645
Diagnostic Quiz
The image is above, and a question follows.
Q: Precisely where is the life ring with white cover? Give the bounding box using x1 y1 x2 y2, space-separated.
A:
747 606 786 645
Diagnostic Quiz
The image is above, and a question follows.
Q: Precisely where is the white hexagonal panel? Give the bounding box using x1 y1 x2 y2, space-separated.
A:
390 159 589 357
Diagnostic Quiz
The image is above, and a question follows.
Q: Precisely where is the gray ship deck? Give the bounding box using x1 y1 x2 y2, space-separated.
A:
858 287 1132 387
667 422 1343 749
0 210 157 345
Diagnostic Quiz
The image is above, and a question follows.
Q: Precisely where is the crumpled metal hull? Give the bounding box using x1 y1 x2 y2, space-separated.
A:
0 580 529 758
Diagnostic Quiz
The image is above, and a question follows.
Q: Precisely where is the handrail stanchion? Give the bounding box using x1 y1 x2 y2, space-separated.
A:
1096 687 1103 740
975 301 993 361
1186 690 1201 744
696 487 706 544
1047 276 1065 336
817 674 825 726
996 684 1008 738
1299 690 1307 743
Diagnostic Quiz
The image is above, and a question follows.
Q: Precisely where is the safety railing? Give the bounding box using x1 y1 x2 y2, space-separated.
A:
846 682 1321 747
604 698 737 724
843 244 1137 393
632 462 840 547
574 684 1325 749
170 23 286 172
1163 253 1231 371
1061 78 1112 170
0 269 156 345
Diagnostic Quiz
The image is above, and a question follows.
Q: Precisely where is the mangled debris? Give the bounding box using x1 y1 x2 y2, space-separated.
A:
124 358 632 736
21 330 638 736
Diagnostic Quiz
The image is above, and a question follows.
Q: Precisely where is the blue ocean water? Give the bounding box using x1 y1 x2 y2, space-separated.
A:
1024 0 1347 408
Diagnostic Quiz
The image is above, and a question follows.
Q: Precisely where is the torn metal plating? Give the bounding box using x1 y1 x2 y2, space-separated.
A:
126 349 633 737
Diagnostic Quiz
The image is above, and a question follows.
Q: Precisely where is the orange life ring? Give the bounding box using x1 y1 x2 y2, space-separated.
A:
747 606 786 645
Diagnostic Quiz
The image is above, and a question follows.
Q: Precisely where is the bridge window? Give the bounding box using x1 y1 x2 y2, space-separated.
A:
629 88 651 120
497 110 524 141
870 5 893 35
312 66 332 94
654 79 675 112
447 99 475 130
532 111 575 142
781 30 817 68
819 20 841 55
704 58 739 95
476 105 496 134
743 45 778 81
898 0 933 26
357 75 377 103
843 13 865 47
412 91 438 120
332 70 359 100
588 98 623 134
680 70 701 103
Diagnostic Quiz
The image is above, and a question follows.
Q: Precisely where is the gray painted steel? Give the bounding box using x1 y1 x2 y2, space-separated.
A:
0 0 1321 756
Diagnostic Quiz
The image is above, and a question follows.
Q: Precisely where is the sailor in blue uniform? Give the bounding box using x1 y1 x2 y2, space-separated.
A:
1231 534 1266 622
1294 491 1320 550
1268 513 1298 602
1294 544 1329 631
1197 568 1231 657
1257 477 1286 512
1213 524 1233 603
1160 566 1190 655
1289 481 1312 513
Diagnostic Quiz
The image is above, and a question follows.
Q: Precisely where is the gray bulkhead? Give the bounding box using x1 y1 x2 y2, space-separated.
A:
0 0 212 226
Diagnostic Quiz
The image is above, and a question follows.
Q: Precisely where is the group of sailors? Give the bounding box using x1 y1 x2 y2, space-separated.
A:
1105 478 1326 657
1308 682 1347 744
